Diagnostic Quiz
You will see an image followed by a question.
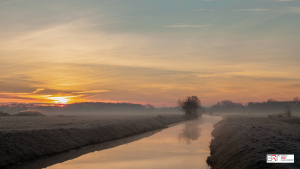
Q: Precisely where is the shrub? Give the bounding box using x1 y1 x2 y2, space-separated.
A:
16 110 45 116
178 96 202 117
0 111 10 116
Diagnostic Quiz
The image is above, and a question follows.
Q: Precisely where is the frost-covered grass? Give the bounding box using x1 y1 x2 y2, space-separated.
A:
0 114 187 168
207 117 300 169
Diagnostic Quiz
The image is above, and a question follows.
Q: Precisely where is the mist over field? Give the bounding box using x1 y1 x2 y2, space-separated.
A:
1 96 299 117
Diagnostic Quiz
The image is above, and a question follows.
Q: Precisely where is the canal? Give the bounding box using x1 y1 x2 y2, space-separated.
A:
10 115 221 169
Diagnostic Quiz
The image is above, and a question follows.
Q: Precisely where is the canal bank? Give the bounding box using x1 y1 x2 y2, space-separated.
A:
206 116 300 169
9 115 221 169
0 115 187 168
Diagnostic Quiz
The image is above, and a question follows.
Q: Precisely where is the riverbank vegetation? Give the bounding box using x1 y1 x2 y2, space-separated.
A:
0 115 188 168
207 97 300 115
178 96 202 118
207 117 300 168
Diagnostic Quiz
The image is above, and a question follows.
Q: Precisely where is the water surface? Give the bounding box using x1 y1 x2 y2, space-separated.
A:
12 115 221 169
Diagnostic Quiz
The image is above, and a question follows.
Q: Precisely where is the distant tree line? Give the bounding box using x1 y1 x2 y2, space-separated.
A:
208 97 300 114
0 102 156 115
2 97 298 115
209 100 244 112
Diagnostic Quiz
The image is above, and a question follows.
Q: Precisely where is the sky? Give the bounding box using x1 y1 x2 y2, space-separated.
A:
0 0 300 107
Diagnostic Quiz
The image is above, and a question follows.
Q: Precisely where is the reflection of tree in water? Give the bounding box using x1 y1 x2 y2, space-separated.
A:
178 119 202 144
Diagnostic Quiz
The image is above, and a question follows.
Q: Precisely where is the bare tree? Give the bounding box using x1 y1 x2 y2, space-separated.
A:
294 97 299 103
145 104 154 109
178 96 201 117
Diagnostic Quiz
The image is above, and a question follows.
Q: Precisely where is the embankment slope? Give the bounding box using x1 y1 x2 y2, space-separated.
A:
0 115 187 168
207 117 300 169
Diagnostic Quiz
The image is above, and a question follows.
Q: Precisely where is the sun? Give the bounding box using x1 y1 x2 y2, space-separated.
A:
49 96 70 104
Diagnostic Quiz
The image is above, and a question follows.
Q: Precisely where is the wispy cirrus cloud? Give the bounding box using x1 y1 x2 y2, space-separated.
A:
0 90 80 104
31 88 45 94
266 0 299 1
192 9 206 11
164 24 210 28
235 7 300 13
72 90 109 94
279 0 298 1
0 94 41 101
234 9 272 12
283 7 300 13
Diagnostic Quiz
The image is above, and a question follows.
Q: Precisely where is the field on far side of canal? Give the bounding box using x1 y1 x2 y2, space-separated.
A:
207 116 300 169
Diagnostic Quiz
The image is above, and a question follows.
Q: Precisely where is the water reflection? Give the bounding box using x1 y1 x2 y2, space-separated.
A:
7 130 162 169
9 115 222 169
178 119 202 144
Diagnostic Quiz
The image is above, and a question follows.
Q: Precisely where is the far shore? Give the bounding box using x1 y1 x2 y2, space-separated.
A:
0 114 189 168
207 116 300 169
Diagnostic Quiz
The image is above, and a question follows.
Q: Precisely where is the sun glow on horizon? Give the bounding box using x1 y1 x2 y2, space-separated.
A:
47 96 75 104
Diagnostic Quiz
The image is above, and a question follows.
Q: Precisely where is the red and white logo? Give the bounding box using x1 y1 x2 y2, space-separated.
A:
267 154 294 163
272 155 277 161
